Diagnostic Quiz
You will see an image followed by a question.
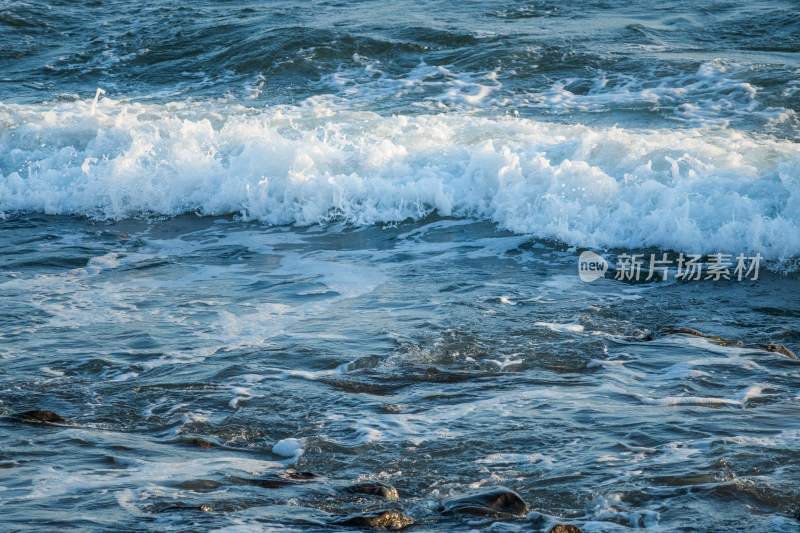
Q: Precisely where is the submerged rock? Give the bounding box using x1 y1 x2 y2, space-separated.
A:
661 328 741 345
759 344 797 359
284 471 320 480
319 374 403 396
441 486 528 517
335 510 414 530
404 366 499 384
345 481 399 500
239 471 321 489
13 410 69 424
660 329 797 358
175 479 226 490
158 504 213 513
176 437 216 448
317 376 402 395
549 525 584 533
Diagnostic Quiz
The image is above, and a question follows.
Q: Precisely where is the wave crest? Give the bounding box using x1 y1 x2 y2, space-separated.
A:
1 97 799 264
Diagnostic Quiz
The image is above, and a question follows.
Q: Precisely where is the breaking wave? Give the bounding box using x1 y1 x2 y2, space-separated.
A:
1 96 799 265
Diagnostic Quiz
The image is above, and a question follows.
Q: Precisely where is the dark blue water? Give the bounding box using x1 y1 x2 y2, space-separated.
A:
3 0 800 128
1 1 799 532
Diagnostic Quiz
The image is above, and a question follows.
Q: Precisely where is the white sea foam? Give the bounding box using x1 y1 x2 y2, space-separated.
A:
1 96 799 266
345 387 588 445
586 493 660 528
317 57 504 110
536 322 585 333
476 453 553 466
306 57 794 129
521 61 793 128
271 438 304 458
723 429 800 448
28 450 285 499
630 385 763 407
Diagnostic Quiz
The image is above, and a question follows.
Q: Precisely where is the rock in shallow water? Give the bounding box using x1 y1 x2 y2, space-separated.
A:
659 329 797 359
157 504 213 513
12 410 69 424
237 471 321 489
760 344 797 359
661 328 735 344
441 486 528 517
175 437 216 448
548 525 584 533
334 510 414 530
345 482 399 500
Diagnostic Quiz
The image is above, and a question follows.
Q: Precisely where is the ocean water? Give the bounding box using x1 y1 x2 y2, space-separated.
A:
1 1 799 531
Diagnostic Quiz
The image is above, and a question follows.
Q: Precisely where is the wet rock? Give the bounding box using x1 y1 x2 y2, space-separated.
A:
661 329 798 358
334 510 414 530
174 479 225 491
549 525 584 533
158 504 213 513
759 344 797 359
404 366 499 384
663 327 719 339
285 471 320 480
13 410 69 425
318 376 402 395
345 481 399 500
441 486 528 517
320 366 502 396
661 328 742 346
176 437 217 448
237 471 321 489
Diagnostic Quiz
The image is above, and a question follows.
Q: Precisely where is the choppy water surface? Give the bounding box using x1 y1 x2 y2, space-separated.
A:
1 0 799 531
1 216 799 532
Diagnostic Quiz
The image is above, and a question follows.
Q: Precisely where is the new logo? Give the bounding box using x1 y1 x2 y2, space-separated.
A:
578 251 608 282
